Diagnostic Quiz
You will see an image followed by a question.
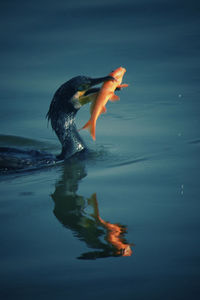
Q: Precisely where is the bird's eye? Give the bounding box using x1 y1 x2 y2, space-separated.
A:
78 84 89 91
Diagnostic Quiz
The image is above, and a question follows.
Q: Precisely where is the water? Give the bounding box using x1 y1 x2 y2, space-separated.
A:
0 0 200 299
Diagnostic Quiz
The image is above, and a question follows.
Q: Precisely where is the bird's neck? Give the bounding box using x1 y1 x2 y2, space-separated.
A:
54 112 86 160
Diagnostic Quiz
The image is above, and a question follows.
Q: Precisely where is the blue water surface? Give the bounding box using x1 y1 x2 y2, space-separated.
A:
0 0 200 299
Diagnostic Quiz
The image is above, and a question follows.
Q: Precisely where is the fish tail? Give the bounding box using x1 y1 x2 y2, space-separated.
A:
82 120 96 141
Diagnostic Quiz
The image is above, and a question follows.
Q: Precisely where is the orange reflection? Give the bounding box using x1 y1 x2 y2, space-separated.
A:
88 193 133 257
98 217 132 256
51 161 133 259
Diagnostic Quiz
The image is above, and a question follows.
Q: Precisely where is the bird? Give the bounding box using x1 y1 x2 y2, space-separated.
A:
0 74 113 173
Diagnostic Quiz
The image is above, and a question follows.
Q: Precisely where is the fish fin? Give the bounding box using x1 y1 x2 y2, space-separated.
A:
117 83 129 89
101 106 107 114
90 103 106 116
81 120 96 141
110 94 120 102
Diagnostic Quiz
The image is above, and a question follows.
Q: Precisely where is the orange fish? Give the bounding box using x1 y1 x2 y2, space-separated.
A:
81 67 128 140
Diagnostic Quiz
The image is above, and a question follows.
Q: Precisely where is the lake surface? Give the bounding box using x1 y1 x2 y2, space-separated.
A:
0 0 200 299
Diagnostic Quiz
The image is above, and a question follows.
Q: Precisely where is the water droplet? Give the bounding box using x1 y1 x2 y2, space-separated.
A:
180 184 184 195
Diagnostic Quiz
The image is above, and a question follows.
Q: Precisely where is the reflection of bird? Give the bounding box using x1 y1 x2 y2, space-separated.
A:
0 75 112 172
51 161 133 260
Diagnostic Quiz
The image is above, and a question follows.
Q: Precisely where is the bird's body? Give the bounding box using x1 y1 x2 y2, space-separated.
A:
0 74 113 173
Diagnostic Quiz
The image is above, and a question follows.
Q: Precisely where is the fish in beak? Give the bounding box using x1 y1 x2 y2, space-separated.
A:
79 75 115 106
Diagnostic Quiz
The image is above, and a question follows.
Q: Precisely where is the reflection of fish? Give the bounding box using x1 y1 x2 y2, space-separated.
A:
81 67 128 140
98 217 132 257
89 194 132 257
52 164 133 259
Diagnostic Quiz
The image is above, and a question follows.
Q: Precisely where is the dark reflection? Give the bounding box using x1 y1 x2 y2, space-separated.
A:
51 158 133 259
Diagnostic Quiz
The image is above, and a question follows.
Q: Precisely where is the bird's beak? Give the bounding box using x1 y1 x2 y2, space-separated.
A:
89 75 115 87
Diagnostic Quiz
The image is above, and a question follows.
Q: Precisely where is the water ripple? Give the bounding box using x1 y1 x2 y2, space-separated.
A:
188 139 200 145
108 156 148 168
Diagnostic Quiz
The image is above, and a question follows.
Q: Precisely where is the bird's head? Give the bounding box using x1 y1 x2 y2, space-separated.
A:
46 74 114 126
69 75 114 92
66 75 114 110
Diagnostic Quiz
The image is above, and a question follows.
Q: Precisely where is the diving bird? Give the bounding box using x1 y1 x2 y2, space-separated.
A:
0 74 113 172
